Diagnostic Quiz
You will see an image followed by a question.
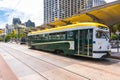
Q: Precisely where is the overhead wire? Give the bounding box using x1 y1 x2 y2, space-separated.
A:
13 0 22 11
11 0 22 18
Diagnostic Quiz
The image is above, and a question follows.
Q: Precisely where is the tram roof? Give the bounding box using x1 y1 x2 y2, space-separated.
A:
47 1 120 27
29 22 108 35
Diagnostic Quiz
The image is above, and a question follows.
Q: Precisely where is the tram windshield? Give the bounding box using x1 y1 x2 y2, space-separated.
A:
96 30 109 40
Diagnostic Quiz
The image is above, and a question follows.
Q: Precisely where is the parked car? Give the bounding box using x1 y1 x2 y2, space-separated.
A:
20 37 26 44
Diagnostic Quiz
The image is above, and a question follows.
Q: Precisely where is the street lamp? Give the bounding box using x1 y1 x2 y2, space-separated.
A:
116 31 120 53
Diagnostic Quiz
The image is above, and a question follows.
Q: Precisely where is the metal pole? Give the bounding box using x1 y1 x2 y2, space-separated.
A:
17 26 18 43
116 31 120 53
16 24 19 43
4 34 6 42
117 34 119 53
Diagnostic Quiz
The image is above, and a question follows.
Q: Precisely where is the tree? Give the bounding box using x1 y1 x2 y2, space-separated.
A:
5 33 12 42
110 23 120 40
111 33 117 40
0 30 3 34
111 23 120 33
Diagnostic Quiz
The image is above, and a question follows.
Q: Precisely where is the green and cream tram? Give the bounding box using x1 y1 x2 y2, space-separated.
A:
28 22 111 58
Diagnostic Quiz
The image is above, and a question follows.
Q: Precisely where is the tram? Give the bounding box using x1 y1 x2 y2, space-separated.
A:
27 22 111 58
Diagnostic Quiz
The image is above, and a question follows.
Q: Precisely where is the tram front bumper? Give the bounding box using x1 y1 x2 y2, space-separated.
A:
93 51 110 58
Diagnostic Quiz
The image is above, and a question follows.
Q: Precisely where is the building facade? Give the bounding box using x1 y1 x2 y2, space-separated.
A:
5 24 14 34
44 0 82 24
25 20 35 27
12 18 21 25
44 0 106 24
93 0 106 7
84 0 106 9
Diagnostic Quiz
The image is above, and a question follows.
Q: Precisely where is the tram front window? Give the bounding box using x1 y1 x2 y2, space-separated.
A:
96 31 109 40
106 32 110 39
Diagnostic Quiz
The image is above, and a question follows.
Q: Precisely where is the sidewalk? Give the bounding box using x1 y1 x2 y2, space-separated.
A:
110 48 120 59
0 55 18 80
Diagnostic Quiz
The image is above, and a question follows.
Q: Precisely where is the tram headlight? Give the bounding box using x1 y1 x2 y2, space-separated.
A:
99 46 102 49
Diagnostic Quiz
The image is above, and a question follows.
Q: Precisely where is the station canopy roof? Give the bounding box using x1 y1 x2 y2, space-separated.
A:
48 0 120 27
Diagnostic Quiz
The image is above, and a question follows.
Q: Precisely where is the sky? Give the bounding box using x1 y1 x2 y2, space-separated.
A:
0 0 117 28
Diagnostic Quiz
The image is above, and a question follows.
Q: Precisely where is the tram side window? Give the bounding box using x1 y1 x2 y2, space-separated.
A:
44 34 49 40
49 34 52 40
35 35 40 40
48 33 56 40
48 32 66 40
60 32 66 40
32 35 35 40
52 34 56 39
28 36 32 39
49 33 55 40
38 34 49 40
67 31 74 39
55 33 60 40
28 36 32 40
36 35 42 40
31 36 34 40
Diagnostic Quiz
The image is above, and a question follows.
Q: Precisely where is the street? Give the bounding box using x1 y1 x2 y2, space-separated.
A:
0 42 120 80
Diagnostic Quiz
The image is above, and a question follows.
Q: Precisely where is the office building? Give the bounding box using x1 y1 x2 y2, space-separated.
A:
25 20 35 27
12 18 21 25
44 0 106 23
5 24 14 34
80 0 106 9
44 0 82 24
93 0 106 7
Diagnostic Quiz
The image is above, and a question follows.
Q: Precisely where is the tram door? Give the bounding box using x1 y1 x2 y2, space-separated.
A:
76 29 93 56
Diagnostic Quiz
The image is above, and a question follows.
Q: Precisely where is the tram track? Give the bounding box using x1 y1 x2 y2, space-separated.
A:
1 44 120 80
28 48 120 77
0 46 90 80
32 54 120 78
0 46 48 80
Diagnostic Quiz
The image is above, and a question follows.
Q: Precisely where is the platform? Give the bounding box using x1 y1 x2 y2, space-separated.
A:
110 48 120 59
0 55 18 80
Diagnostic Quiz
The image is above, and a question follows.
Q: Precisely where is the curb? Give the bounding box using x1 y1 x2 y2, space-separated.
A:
110 56 120 60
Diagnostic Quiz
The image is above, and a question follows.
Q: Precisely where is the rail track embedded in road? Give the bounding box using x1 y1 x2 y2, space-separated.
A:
0 46 90 80
1 44 120 79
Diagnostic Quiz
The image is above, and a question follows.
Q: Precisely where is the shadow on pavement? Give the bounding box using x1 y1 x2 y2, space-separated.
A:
30 48 120 66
